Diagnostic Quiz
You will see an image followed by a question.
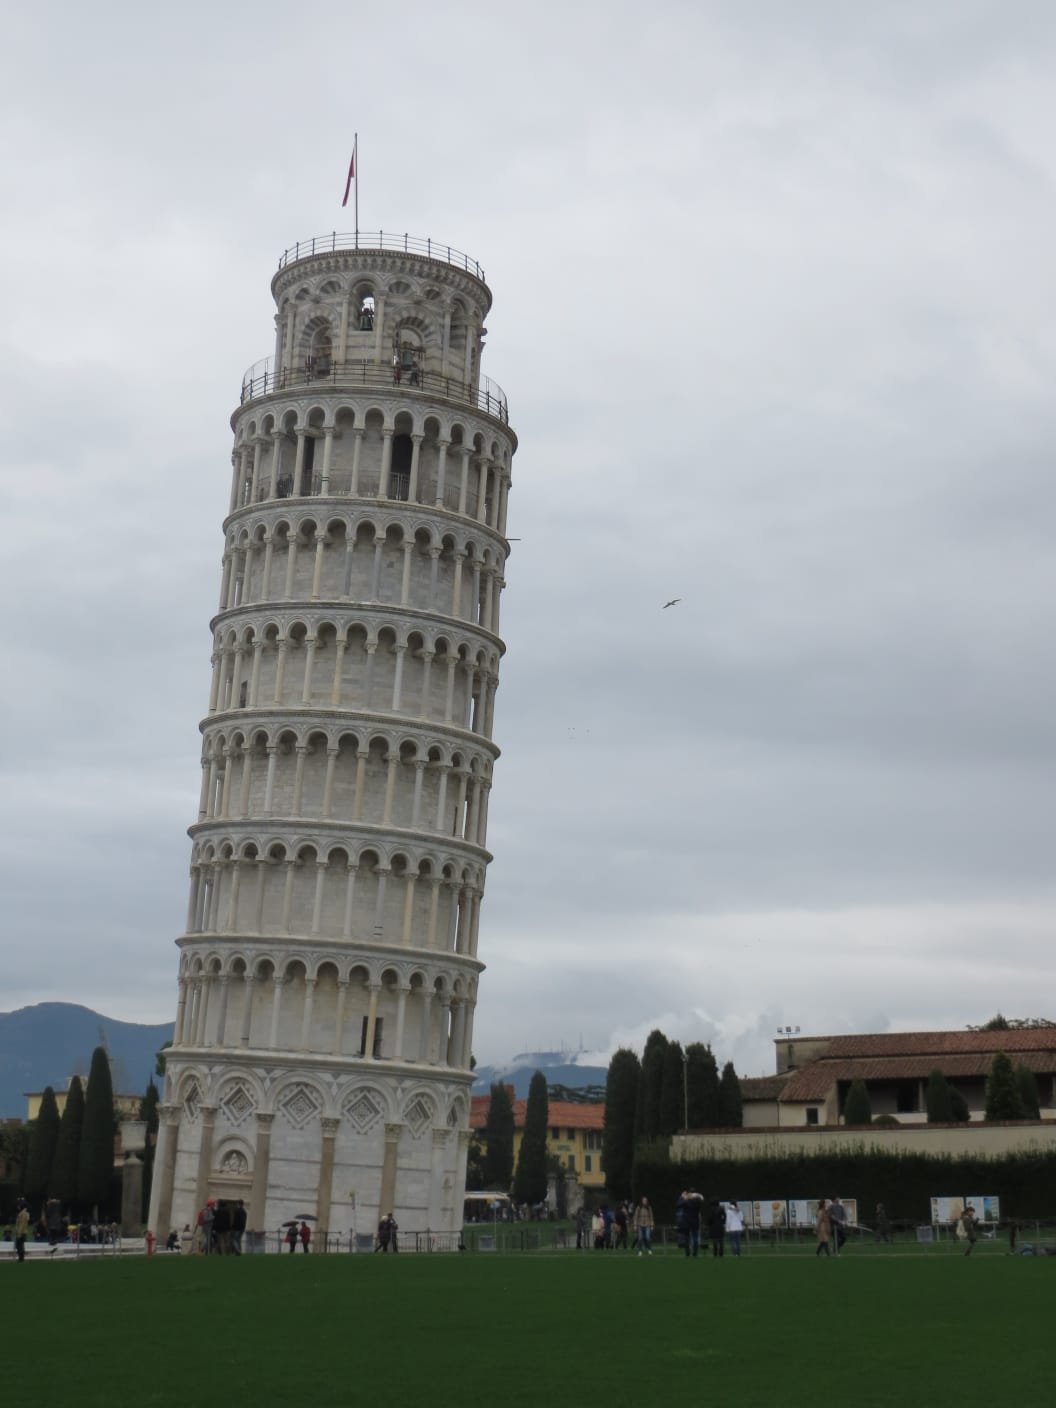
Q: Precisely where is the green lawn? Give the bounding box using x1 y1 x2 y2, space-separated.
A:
6 1248 1053 1408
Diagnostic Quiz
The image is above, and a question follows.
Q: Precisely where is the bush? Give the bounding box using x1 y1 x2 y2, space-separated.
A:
843 1080 872 1126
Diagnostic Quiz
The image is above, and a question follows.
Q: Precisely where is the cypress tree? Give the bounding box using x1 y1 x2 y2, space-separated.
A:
984 1051 1025 1121
481 1082 515 1190
925 1069 954 1123
635 1030 668 1140
685 1043 721 1127
25 1086 61 1206
140 1079 160 1211
513 1071 549 1206
78 1046 116 1215
843 1078 872 1125
50 1077 85 1208
717 1061 743 1127
602 1047 640 1198
658 1040 685 1137
1015 1065 1041 1119
949 1087 971 1123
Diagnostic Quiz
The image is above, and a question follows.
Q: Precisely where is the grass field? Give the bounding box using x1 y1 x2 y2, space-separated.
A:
7 1246 1053 1408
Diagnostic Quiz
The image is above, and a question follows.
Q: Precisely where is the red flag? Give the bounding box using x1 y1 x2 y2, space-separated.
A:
341 151 356 208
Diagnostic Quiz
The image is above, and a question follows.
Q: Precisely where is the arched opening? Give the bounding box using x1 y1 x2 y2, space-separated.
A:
390 433 413 500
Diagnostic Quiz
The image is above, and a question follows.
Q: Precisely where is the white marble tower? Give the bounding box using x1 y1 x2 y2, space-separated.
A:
149 232 515 1245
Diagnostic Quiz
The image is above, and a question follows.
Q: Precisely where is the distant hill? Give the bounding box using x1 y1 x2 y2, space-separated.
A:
472 1050 609 1101
0 1004 174 1118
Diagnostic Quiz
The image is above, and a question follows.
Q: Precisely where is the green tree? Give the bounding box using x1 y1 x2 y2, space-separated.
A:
717 1061 743 1127
635 1030 669 1141
1015 1065 1041 1120
949 1087 971 1123
602 1047 640 1198
139 1079 160 1211
981 1013 1010 1030
78 1046 116 1214
843 1079 872 1125
464 1132 486 1191
481 1083 515 1190
513 1071 549 1206
24 1086 61 1206
658 1040 685 1136
984 1051 1025 1121
50 1077 85 1208
155 1041 172 1078
925 1069 954 1123
685 1043 720 1127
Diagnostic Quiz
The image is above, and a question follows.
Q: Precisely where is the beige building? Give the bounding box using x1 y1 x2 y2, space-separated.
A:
675 1027 1056 1161
25 1087 141 1123
148 231 516 1244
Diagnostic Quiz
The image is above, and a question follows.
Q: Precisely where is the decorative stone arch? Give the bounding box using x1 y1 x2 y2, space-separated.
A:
269 1073 329 1127
401 1088 437 1139
340 1081 391 1133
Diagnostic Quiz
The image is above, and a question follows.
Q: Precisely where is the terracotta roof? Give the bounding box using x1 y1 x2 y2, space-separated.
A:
469 1097 604 1131
740 1074 791 1101
780 1050 1056 1102
823 1030 1056 1058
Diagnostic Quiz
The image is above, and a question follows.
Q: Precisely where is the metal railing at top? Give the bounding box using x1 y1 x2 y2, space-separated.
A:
277 232 486 282
239 357 509 425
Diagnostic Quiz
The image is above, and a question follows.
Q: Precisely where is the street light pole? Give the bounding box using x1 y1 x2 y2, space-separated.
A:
682 1050 689 1132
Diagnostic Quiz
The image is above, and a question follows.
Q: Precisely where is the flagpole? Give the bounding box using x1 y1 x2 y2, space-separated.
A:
354 132 358 243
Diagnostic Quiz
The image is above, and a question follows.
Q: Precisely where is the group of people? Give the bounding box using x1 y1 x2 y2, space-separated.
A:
675 1190 746 1257
578 1198 656 1253
191 1198 248 1254
284 1220 312 1253
814 1197 850 1255
375 1213 398 1252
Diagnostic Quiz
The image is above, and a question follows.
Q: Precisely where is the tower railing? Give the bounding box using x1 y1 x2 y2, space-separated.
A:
277 232 485 281
239 356 509 425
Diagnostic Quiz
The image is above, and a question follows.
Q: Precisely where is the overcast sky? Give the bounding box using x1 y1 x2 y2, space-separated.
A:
2 1 1054 1077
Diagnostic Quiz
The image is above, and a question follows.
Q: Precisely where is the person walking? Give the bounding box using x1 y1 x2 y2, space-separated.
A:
707 1199 726 1258
13 1201 30 1262
677 1189 704 1257
815 1199 832 1257
632 1196 654 1255
960 1204 978 1257
298 1221 311 1253
725 1201 745 1256
829 1196 847 1254
591 1209 605 1250
285 1222 298 1254
613 1202 629 1251
874 1202 892 1244
231 1200 247 1255
575 1206 588 1251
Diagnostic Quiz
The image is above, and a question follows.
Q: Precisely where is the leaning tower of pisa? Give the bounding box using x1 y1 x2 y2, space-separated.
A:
148 232 515 1246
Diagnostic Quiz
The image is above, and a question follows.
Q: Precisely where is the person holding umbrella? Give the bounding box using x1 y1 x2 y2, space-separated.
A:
284 1221 298 1253
299 1221 311 1253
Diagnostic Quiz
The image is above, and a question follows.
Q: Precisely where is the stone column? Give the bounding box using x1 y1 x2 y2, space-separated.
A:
363 984 381 1059
394 985 409 1059
378 1123 402 1220
316 1117 340 1248
428 1129 450 1228
248 1113 275 1232
408 433 423 503
333 979 349 1055
151 1104 181 1240
193 1105 218 1214
212 975 230 1046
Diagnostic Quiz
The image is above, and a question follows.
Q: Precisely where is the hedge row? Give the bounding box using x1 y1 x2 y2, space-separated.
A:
631 1146 1056 1221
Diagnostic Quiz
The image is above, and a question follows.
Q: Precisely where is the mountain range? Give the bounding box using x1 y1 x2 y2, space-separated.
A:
472 1049 609 1100
0 1004 174 1119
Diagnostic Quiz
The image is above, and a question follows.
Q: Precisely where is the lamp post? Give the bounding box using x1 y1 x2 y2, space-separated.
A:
682 1049 689 1132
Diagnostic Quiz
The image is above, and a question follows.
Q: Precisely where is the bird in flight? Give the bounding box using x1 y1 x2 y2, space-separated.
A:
662 598 682 609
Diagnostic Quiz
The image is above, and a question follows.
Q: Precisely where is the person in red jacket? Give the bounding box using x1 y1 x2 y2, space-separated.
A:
299 1221 311 1253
